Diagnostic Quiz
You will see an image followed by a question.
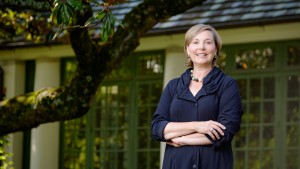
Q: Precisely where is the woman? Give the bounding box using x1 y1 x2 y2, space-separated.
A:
151 24 243 169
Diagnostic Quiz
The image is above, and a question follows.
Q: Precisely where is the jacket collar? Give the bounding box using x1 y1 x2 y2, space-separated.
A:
176 67 225 101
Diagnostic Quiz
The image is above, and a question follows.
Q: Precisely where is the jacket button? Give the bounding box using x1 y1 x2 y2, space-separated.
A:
192 164 197 168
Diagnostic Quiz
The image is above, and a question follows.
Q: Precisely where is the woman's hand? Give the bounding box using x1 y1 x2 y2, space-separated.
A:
166 138 183 147
194 120 226 140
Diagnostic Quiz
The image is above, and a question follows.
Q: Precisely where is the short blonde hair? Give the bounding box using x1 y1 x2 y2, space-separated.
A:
184 24 222 67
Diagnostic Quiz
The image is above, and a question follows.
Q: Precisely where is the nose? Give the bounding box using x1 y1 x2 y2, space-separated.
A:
198 42 205 50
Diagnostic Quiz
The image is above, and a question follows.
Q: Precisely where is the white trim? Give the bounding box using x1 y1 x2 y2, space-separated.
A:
1 22 299 60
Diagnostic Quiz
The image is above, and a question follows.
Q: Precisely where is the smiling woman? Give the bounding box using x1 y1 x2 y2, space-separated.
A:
151 24 243 169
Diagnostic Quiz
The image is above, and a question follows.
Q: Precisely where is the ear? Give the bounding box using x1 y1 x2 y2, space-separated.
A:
186 46 190 55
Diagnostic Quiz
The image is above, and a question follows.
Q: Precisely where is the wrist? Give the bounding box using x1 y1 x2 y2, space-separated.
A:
192 121 202 132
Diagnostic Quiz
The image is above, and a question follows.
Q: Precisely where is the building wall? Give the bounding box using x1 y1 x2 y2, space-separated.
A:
1 61 25 169
0 22 300 169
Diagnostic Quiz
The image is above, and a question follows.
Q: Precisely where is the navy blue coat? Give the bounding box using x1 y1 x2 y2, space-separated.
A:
151 67 243 169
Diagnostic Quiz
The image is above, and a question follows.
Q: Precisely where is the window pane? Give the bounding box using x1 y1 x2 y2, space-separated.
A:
149 152 160 169
286 101 299 122
263 102 274 123
249 127 260 147
250 78 261 100
287 75 300 98
248 151 260 168
94 151 126 169
261 150 274 169
137 152 147 169
138 53 164 76
137 152 160 169
234 151 246 169
264 77 275 98
235 47 275 70
286 150 299 169
138 84 149 105
237 79 247 99
233 127 247 148
286 125 300 147
287 45 300 66
152 83 163 103
263 126 275 147
249 103 260 123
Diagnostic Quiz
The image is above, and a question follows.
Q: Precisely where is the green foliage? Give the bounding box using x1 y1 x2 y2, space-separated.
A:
0 0 125 44
85 10 120 41
0 8 51 42
51 0 83 25
0 136 14 169
51 0 123 41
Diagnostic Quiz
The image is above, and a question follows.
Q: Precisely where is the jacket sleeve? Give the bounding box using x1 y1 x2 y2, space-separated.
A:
151 79 177 142
206 78 243 149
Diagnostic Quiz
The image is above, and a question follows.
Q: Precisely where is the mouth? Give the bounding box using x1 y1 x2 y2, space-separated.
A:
196 53 206 57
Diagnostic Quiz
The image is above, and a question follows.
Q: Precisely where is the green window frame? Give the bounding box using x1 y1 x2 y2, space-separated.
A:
222 40 300 169
59 51 164 169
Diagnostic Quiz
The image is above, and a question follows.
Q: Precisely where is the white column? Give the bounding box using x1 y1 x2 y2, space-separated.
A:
163 47 186 84
160 47 186 168
30 58 60 169
1 60 25 169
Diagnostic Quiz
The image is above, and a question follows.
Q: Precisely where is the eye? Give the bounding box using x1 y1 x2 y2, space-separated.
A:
205 41 212 44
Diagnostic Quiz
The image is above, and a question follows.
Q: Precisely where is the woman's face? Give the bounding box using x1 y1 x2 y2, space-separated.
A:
186 30 217 67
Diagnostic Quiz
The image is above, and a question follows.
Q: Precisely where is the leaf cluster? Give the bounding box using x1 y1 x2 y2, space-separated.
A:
0 0 125 45
0 8 52 44
50 0 124 41
0 136 13 169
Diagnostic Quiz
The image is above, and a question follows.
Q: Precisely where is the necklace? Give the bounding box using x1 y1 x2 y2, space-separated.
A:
190 69 204 83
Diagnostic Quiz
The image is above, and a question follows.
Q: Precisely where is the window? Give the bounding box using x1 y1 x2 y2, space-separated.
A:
234 76 276 168
222 40 300 169
60 51 164 169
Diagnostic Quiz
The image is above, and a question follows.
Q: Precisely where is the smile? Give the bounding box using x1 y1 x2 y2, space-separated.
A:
196 53 207 56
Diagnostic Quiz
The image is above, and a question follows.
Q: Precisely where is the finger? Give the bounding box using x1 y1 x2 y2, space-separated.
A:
213 126 224 136
211 123 226 135
214 122 226 130
210 121 225 128
211 129 220 139
166 141 174 145
209 130 216 140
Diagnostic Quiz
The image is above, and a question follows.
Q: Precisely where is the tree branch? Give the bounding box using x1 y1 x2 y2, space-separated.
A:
0 0 205 136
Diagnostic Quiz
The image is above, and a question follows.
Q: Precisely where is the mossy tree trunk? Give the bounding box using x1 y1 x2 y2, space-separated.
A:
0 0 205 136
